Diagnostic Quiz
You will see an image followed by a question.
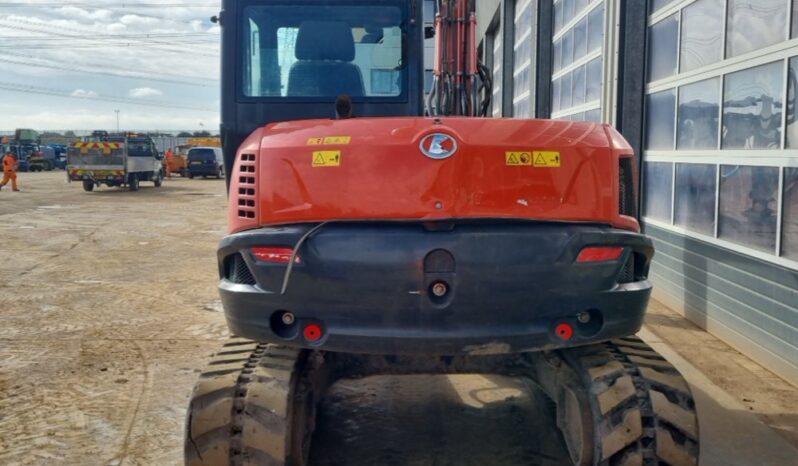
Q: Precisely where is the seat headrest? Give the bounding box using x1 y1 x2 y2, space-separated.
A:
295 21 355 61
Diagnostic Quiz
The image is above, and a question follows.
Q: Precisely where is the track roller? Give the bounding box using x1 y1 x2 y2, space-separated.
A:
185 338 333 466
534 336 699 466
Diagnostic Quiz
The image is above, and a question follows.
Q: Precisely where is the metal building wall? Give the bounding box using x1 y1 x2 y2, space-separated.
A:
647 225 798 386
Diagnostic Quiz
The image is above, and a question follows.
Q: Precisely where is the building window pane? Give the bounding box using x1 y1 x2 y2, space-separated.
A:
515 1 533 44
514 97 531 119
719 166 779 253
587 4 604 54
492 24 503 117
645 162 673 221
650 0 675 13
572 64 586 106
722 61 783 149
513 1 532 116
575 0 589 15
424 70 433 94
514 67 531 101
783 168 798 259
786 56 798 147
574 18 587 62
563 0 575 24
585 57 602 102
646 89 676 150
680 0 723 73
793 0 798 38
560 72 573 109
562 29 574 69
553 39 562 73
423 0 436 20
726 0 788 58
674 163 717 235
647 14 679 82
554 0 564 35
678 78 720 149
584 108 601 123
552 78 561 112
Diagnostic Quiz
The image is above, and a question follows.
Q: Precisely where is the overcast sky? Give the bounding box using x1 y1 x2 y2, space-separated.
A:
0 1 221 132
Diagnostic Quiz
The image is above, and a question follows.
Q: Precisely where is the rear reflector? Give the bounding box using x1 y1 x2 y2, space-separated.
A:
576 246 625 263
251 247 299 264
555 323 574 341
303 324 323 342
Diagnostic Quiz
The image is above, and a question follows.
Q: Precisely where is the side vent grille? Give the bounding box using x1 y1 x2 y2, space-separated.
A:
618 252 647 284
237 153 257 219
225 253 256 285
619 157 637 218
618 256 635 283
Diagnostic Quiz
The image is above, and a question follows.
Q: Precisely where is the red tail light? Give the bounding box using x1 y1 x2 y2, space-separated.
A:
251 247 299 264
576 246 625 263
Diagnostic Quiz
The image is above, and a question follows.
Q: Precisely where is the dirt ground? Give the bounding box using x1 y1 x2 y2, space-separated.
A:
0 172 796 466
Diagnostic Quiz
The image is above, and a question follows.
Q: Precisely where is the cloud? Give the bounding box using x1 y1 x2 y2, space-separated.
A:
0 2 221 130
71 89 99 98
119 14 159 26
128 87 163 98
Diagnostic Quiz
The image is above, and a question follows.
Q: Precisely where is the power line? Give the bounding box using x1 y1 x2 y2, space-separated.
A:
0 49 218 82
0 41 219 50
0 3 219 8
0 56 217 87
0 18 219 56
0 80 217 111
0 32 216 41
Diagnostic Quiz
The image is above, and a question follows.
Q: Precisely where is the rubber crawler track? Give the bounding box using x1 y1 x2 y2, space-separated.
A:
184 338 318 466
562 336 700 466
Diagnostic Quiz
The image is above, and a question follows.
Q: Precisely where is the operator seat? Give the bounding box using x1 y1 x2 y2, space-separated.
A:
287 21 365 97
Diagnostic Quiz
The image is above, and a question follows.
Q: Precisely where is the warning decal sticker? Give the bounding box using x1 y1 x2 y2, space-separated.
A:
506 151 561 167
533 151 561 167
323 136 351 145
505 151 533 166
312 151 341 167
307 136 351 145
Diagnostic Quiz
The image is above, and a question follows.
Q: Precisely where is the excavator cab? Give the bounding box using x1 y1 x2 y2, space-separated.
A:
218 0 425 184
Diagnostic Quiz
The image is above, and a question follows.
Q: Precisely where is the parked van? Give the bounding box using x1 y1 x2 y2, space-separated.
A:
187 147 224 179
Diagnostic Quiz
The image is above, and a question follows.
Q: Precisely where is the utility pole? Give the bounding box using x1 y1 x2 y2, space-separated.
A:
115 110 120 133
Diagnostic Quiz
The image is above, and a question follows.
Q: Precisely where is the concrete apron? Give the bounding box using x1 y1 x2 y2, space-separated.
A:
639 326 798 466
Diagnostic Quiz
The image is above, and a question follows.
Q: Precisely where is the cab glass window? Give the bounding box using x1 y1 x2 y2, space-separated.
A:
242 3 405 98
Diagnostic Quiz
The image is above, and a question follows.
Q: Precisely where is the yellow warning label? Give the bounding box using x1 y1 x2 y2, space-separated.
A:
533 151 561 167
323 136 351 145
312 151 341 167
505 151 533 166
307 136 351 145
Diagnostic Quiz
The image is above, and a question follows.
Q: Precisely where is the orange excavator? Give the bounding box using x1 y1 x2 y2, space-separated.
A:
185 2 699 465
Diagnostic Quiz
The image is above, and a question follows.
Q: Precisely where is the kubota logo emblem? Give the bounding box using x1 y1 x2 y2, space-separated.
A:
420 133 458 160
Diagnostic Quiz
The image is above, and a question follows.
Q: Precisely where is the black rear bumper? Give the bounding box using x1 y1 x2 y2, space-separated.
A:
218 222 654 355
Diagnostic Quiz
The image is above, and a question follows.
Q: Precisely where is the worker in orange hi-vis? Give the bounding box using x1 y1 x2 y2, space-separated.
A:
0 150 20 192
164 148 174 177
